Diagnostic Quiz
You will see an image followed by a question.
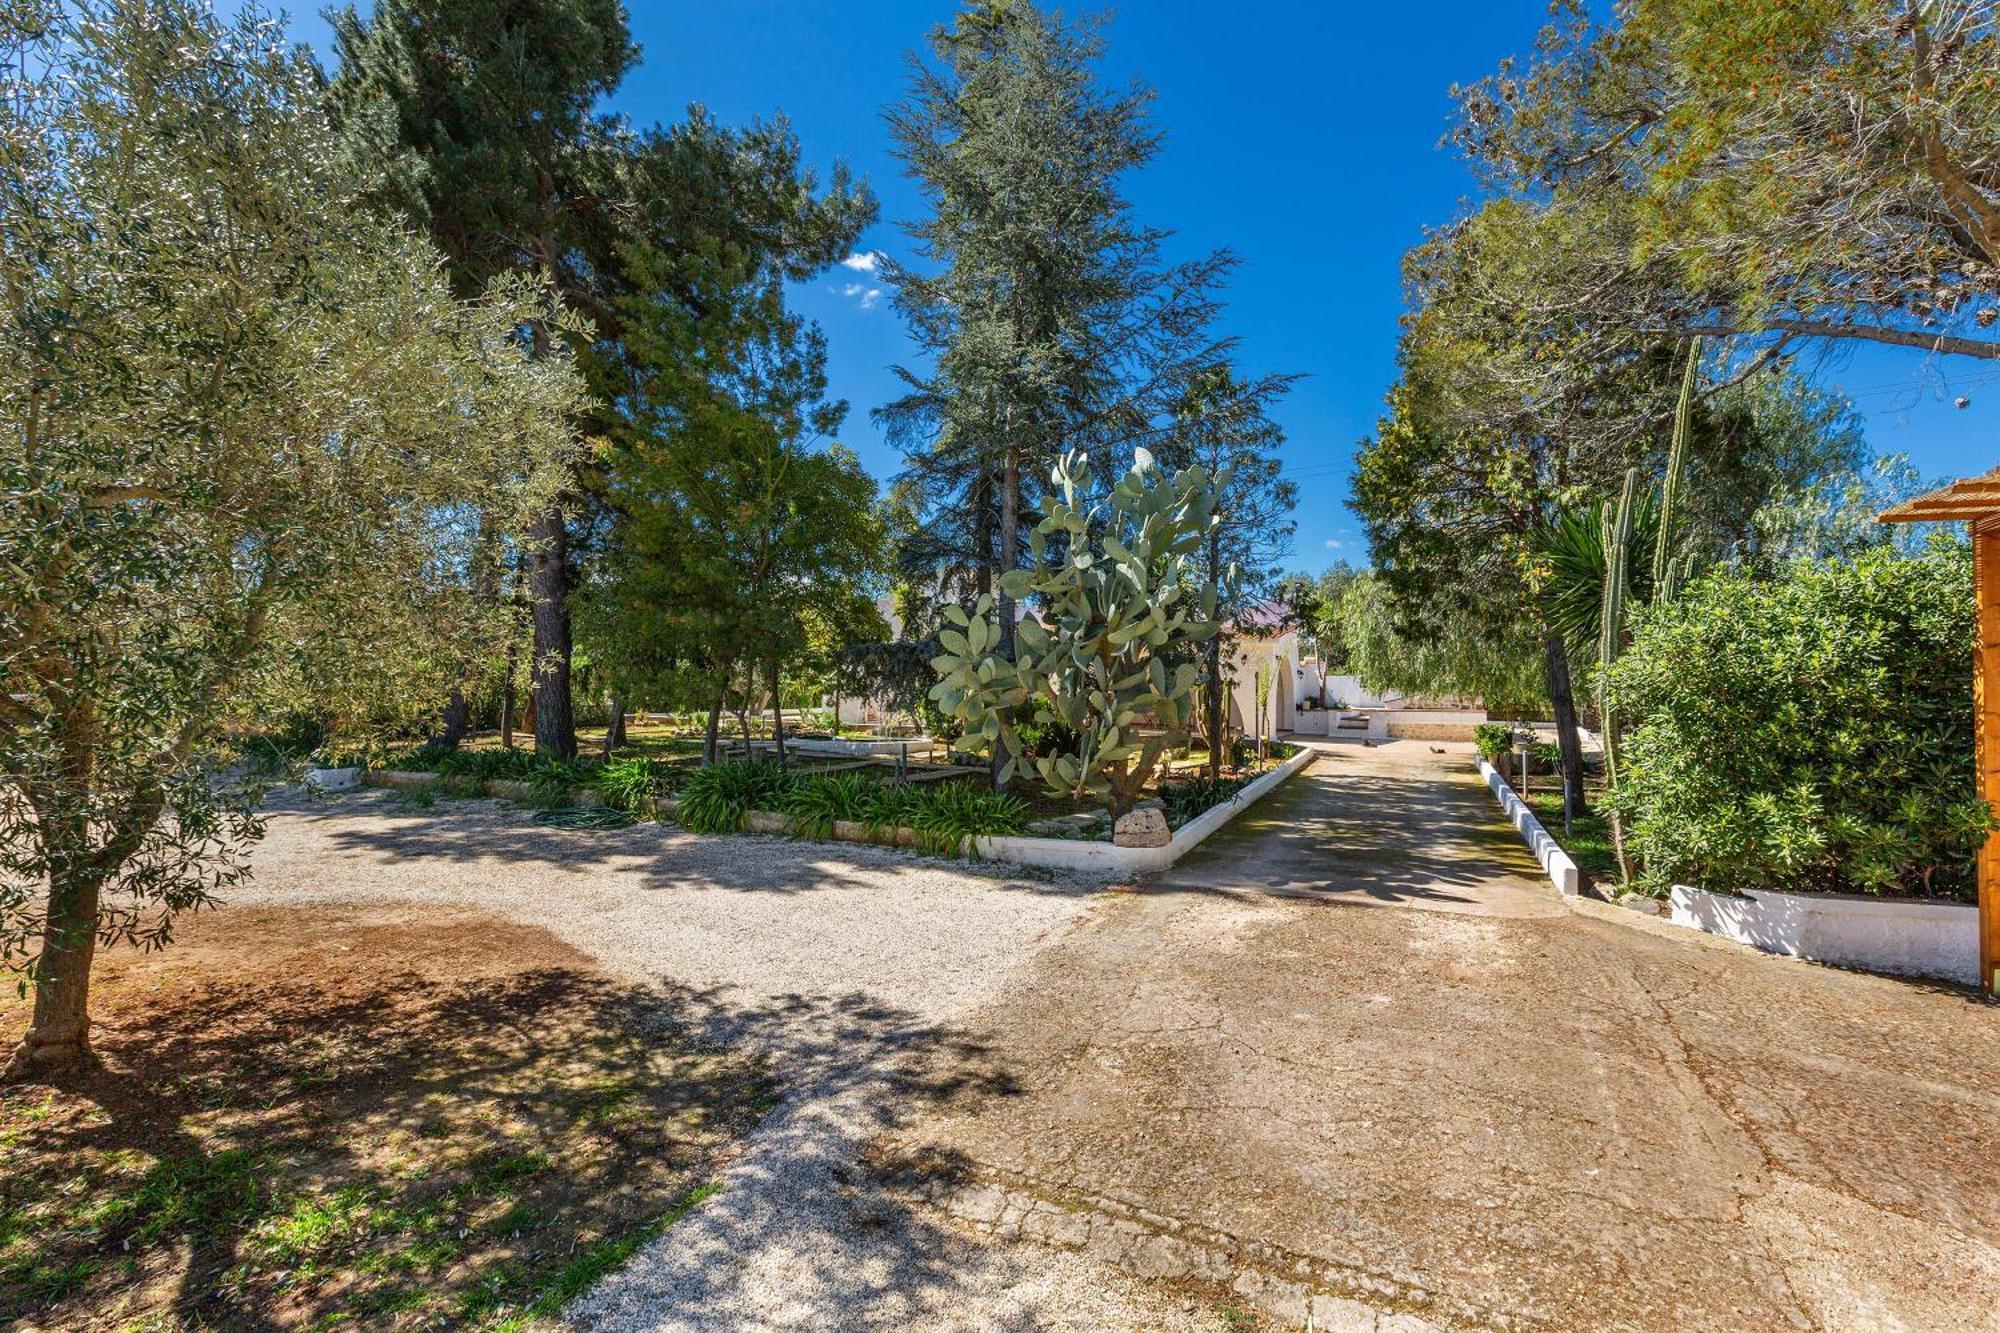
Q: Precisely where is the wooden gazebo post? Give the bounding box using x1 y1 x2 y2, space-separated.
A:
1881 468 2000 996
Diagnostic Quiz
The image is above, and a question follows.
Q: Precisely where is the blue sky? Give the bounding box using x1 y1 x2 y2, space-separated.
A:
284 1 1999 573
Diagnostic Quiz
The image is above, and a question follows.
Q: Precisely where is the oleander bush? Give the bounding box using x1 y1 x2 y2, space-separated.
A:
1604 545 1990 901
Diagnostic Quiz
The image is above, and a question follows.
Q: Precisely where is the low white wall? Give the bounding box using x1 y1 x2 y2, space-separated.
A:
1475 757 1578 898
974 745 1318 874
1668 883 1979 985
787 736 939 759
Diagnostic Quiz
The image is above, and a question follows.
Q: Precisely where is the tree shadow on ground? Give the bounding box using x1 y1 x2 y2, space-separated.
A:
0 914 772 1329
1153 747 1556 911
272 787 1096 901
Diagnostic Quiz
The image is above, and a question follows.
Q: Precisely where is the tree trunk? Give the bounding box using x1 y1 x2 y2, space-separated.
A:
992 448 1021 792
430 682 472 751
7 866 104 1077
602 699 626 760
1206 636 1225 781
1542 628 1588 823
500 645 517 749
527 504 575 759
766 660 787 771
703 691 723 766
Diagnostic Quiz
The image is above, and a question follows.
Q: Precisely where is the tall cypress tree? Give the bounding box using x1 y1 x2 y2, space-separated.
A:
880 0 1246 782
332 0 871 757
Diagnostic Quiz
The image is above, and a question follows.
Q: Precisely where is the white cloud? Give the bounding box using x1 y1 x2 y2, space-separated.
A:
840 281 883 311
840 251 880 274
1324 537 1344 549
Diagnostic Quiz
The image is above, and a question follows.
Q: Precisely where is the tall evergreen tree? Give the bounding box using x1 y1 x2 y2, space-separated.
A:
1161 367 1298 777
880 0 1251 781
331 0 871 757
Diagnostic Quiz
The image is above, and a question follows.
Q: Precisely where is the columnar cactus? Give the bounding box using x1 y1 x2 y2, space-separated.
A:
929 448 1222 818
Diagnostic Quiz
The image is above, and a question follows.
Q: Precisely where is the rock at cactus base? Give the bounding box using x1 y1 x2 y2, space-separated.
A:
1113 808 1171 848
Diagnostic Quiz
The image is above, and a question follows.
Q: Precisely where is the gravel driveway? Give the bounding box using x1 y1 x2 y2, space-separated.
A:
237 789 1224 1331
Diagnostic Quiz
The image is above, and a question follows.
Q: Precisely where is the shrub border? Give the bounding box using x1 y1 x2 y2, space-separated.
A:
359 750 1314 872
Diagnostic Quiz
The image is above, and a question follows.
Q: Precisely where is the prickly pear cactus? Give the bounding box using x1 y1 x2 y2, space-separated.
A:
928 448 1222 818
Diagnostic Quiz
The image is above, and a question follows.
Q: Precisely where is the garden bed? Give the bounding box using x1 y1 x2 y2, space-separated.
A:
0 908 768 1330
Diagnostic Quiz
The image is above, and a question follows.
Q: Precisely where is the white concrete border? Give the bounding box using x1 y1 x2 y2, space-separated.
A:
1475 757 1578 898
971 745 1317 874
360 750 1318 876
1667 882 1978 985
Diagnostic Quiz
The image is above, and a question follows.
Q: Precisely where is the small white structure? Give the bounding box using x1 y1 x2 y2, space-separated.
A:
1668 883 1979 985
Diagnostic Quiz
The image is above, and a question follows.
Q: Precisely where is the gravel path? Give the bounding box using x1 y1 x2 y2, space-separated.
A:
238 790 1224 1332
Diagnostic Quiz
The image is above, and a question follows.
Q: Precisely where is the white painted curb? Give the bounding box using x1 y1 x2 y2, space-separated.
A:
1475 757 1578 898
1667 882 1978 985
973 745 1319 874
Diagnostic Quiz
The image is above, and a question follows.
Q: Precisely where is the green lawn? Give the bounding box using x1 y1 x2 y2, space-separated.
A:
1524 789 1621 887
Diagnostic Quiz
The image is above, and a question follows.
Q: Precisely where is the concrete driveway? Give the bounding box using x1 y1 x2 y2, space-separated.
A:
888 741 2000 1332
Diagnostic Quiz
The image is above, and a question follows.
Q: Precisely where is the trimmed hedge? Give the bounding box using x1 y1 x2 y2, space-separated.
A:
1605 545 1990 901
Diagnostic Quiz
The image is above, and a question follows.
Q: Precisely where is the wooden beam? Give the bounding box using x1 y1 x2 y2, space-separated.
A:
1879 500 2000 523
1978 528 2000 996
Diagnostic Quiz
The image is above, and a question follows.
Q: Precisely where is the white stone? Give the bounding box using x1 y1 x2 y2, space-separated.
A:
1113 807 1171 847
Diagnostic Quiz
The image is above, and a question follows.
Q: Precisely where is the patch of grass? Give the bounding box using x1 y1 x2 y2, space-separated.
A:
0 917 770 1330
105 1147 272 1247
1525 790 1621 884
477 1179 724 1333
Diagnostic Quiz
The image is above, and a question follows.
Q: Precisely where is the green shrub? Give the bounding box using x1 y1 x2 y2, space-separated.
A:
905 780 1030 855
1473 723 1514 763
592 757 674 811
782 771 880 838
1605 545 1990 900
1156 774 1250 827
526 758 597 808
673 761 799 834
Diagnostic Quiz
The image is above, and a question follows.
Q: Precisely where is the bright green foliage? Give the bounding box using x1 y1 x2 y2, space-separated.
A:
1454 1 1999 362
1473 724 1516 764
591 757 676 811
677 764 1028 854
0 0 579 1066
1331 572 1549 719
928 449 1221 818
903 782 1031 856
672 763 801 835
1605 546 1991 900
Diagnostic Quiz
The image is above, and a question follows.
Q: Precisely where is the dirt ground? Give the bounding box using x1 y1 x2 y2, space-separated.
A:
0 907 769 1331
887 742 2000 1332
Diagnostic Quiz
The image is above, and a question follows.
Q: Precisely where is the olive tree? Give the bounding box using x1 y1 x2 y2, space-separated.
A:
0 0 581 1074
929 449 1220 819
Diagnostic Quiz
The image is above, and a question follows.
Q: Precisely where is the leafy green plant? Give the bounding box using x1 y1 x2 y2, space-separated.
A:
1605 545 1990 900
928 448 1221 818
782 772 881 838
672 761 799 834
1156 775 1250 827
904 782 1031 856
526 758 597 808
592 757 673 811
1473 723 1514 763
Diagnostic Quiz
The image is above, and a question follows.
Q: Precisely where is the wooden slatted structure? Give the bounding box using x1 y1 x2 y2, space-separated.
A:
1880 468 2000 995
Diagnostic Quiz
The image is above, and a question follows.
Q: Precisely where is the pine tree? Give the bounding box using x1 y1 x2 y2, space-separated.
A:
880 0 1242 781
332 0 871 757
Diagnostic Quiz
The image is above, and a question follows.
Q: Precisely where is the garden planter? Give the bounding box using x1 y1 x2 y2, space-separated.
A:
306 766 362 792
1667 883 1978 985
